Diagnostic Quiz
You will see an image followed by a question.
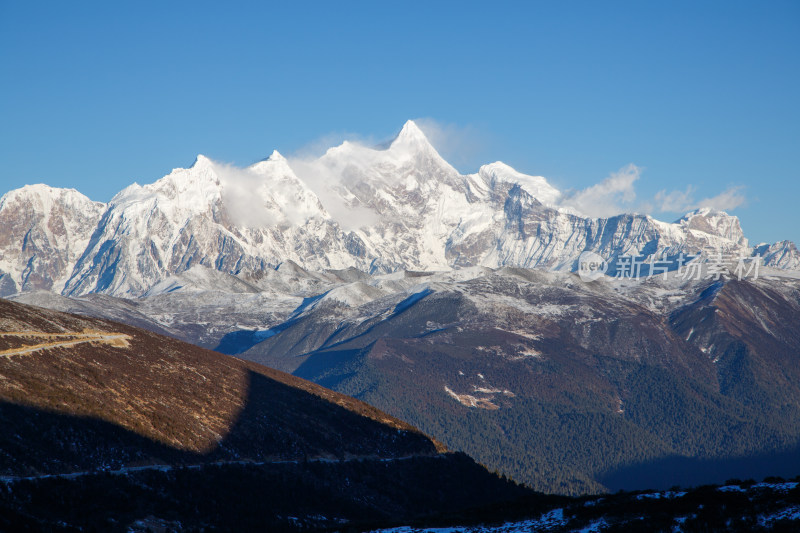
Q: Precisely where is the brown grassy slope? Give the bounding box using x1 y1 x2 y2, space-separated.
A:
0 297 441 471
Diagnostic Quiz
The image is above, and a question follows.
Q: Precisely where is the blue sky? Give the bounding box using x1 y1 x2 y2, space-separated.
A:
1 1 798 244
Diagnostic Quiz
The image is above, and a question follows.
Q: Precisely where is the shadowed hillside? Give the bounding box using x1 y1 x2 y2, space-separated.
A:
0 298 528 531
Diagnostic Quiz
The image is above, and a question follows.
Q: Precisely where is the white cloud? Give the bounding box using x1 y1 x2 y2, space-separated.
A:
696 186 746 211
653 184 746 213
287 151 381 230
285 118 486 202
654 186 696 212
207 157 333 228
203 129 749 231
287 130 379 160
411 118 487 171
559 163 642 218
209 160 281 228
286 119 485 229
558 165 746 218
285 127 413 230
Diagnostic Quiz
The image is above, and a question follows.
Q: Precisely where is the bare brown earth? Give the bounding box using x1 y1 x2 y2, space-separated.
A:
0 330 131 357
0 298 441 460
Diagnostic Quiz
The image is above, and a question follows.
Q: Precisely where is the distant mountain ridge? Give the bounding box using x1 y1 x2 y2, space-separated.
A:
1 120 798 297
222 266 800 495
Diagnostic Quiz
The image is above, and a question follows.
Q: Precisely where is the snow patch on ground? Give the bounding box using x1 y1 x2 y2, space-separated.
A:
373 507 567 532
444 386 499 410
758 505 800 527
635 490 687 500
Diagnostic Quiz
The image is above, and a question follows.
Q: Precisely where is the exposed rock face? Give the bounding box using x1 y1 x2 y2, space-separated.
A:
0 185 105 295
755 240 800 270
1 121 796 297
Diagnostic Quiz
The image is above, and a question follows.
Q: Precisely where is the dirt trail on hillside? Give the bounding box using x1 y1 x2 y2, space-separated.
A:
0 330 131 357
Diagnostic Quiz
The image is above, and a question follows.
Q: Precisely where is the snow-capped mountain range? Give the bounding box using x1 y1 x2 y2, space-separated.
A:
2 120 798 297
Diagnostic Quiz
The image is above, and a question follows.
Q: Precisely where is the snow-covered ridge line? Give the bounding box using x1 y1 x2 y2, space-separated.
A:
1 120 798 298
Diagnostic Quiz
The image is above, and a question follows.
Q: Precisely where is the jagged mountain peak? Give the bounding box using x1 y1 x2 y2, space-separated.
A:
115 154 225 205
3 183 68 198
478 161 561 205
252 150 287 166
0 184 106 295
392 119 429 144
191 154 214 168
2 122 799 298
129 155 223 206
0 184 102 211
249 151 299 177
755 240 800 270
678 206 728 220
317 139 360 164
676 206 733 222
384 120 450 164
320 120 438 161
677 207 747 246
311 121 458 192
